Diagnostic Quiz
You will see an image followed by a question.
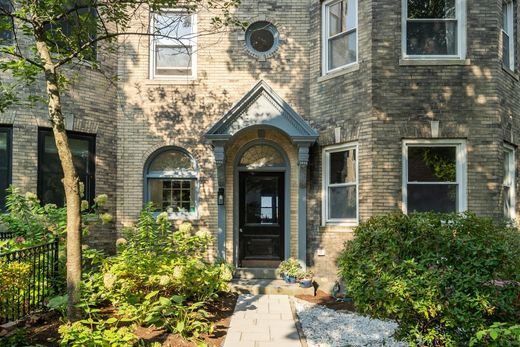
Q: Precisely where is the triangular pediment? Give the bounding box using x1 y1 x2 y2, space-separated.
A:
205 81 318 143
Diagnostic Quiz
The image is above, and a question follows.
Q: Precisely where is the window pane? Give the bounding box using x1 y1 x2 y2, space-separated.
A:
328 31 356 69
240 145 285 168
408 146 456 182
407 0 456 19
408 184 457 212
148 150 194 173
39 132 95 207
0 0 13 45
156 46 192 71
155 13 193 39
407 20 458 55
0 131 9 210
504 185 512 217
149 179 195 213
503 31 511 68
329 148 357 184
328 186 356 219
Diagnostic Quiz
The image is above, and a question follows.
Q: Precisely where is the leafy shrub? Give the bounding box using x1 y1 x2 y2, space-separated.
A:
58 318 138 347
338 212 520 346
470 322 520 346
79 204 233 340
0 259 31 317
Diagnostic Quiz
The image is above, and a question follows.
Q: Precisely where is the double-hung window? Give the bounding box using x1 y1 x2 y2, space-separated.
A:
403 0 466 59
323 144 358 225
502 1 515 71
0 126 12 210
150 11 197 80
403 140 467 214
503 145 516 220
322 0 358 74
0 0 13 46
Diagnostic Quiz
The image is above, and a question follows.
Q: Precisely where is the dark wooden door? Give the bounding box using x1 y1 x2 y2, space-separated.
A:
239 172 284 267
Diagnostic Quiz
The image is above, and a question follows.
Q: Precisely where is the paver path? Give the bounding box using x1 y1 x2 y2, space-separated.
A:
223 294 302 347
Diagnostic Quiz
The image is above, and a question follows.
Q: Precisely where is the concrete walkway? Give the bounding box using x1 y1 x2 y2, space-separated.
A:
223 294 302 347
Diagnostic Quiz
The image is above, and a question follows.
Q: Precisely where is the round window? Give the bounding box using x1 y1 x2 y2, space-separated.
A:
245 21 280 58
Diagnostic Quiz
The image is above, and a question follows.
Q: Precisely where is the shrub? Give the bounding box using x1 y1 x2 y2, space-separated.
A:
0 260 31 317
338 212 520 346
79 204 233 340
58 318 138 347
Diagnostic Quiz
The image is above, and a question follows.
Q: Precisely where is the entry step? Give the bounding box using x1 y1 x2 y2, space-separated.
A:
234 267 278 280
230 279 315 296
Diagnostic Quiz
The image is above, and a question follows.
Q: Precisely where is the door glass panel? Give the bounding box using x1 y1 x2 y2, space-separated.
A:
0 131 8 210
245 176 279 225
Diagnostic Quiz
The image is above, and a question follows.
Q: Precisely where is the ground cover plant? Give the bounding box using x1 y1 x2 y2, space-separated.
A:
338 212 520 346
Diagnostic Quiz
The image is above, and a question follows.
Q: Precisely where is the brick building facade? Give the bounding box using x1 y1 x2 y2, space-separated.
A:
1 0 519 286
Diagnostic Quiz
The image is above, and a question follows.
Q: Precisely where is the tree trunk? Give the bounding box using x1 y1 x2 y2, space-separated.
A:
35 39 83 322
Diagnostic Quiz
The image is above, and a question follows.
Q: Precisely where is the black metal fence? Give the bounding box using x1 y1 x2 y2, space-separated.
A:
0 230 16 241
0 238 59 323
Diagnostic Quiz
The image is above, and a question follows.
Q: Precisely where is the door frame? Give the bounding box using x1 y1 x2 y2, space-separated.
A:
233 140 291 268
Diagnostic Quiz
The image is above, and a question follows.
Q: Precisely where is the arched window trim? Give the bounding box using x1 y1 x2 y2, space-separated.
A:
144 146 199 220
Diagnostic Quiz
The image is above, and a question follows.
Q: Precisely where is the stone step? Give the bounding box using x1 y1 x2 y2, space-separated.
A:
230 279 315 296
234 267 278 280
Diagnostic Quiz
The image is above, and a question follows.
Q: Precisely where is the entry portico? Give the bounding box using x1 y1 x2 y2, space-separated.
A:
205 81 318 268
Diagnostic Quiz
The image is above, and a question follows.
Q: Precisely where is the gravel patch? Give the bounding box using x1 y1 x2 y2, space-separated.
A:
293 298 407 347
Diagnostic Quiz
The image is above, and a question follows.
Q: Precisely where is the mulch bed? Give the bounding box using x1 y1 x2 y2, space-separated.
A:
295 290 356 312
14 292 238 347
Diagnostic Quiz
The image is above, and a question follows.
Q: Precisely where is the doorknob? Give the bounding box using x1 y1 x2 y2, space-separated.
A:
239 228 243 233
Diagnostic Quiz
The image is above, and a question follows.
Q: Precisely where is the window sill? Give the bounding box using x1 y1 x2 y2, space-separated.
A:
144 79 199 85
319 224 356 233
399 58 471 66
318 63 359 82
502 64 519 81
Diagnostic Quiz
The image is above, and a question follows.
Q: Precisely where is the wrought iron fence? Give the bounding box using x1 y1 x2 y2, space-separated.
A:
0 238 59 323
0 230 16 241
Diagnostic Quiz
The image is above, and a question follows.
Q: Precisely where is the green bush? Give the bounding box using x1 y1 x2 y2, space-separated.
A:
79 204 233 340
58 318 138 347
338 212 520 346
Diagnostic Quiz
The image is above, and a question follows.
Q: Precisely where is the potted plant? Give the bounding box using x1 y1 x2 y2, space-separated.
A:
277 258 302 284
298 270 314 288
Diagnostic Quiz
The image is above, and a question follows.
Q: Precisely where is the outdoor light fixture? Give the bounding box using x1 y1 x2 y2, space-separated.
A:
218 188 225 205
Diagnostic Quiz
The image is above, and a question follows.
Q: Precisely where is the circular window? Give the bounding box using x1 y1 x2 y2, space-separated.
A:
245 21 280 58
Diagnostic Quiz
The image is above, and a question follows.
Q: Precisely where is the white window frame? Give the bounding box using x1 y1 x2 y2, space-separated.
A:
145 149 199 220
401 0 467 60
402 139 467 214
150 10 197 80
321 0 358 75
322 143 359 226
502 1 515 71
503 144 516 220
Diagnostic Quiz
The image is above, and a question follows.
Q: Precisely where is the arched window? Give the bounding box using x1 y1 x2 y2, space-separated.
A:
239 144 285 169
145 147 198 218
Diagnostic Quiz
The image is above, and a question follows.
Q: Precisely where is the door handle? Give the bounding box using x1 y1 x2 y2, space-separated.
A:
239 228 243 233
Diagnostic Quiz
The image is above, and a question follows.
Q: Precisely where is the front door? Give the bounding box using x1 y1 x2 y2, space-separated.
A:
239 172 284 268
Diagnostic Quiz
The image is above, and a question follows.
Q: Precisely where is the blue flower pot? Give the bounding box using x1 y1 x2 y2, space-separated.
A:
286 276 297 284
300 279 312 288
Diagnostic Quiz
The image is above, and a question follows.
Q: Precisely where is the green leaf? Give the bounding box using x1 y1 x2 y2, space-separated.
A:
105 317 117 325
176 320 185 333
490 330 499 340
145 290 159 301
159 297 171 306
